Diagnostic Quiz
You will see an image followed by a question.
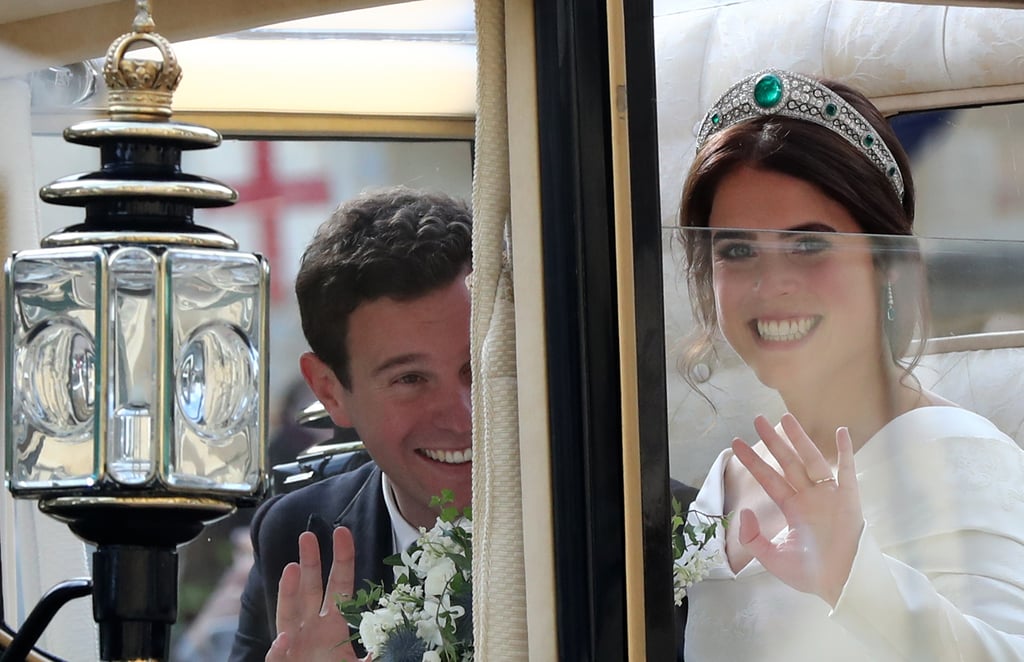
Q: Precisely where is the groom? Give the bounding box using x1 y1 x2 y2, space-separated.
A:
229 186 473 661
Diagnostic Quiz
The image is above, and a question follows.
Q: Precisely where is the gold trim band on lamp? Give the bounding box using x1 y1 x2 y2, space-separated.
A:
39 496 236 519
64 120 222 146
40 179 238 205
40 230 238 250
37 497 237 540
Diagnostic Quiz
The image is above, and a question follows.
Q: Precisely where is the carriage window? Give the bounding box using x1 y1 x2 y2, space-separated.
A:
663 227 1024 485
23 134 473 658
5 2 475 657
660 93 1024 660
663 100 1024 486
652 11 1024 655
663 227 1024 657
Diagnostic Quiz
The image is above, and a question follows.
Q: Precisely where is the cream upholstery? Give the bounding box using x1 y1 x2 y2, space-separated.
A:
656 0 1024 229
914 333 1024 444
667 332 1024 487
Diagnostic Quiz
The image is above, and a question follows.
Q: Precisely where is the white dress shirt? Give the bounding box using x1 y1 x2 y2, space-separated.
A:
381 472 421 555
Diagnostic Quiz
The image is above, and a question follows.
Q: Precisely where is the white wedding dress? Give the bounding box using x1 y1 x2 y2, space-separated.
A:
684 406 1024 661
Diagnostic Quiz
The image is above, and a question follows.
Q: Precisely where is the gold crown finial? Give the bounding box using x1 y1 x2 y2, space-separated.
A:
133 0 156 32
102 0 181 120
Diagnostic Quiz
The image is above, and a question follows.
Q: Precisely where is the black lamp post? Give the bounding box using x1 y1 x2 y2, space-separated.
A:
3 2 268 660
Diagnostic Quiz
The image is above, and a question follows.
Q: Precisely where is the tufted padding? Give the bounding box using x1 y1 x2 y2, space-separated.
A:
655 0 1024 228
914 333 1024 445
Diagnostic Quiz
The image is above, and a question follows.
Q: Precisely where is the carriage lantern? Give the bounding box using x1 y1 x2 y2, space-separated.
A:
3 2 268 659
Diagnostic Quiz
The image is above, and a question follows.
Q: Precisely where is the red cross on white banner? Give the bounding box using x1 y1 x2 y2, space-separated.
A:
231 141 331 301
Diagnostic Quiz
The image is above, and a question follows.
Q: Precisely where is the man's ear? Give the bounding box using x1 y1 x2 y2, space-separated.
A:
298 352 354 428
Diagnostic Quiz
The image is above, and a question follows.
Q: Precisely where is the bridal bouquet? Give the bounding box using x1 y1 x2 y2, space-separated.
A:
672 498 727 604
336 491 721 660
337 490 473 662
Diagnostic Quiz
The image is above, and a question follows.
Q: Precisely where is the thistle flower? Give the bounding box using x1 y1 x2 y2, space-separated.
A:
376 622 427 662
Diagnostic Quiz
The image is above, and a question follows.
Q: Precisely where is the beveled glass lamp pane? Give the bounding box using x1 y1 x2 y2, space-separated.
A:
6 247 103 491
167 248 267 492
107 247 159 485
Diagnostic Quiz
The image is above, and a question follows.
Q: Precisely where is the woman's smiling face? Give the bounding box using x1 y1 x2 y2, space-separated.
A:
707 166 883 392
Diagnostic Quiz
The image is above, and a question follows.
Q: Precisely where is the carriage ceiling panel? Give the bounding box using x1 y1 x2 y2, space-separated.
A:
0 0 397 79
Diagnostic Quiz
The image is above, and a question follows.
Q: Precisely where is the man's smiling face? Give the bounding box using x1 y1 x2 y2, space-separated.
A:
304 271 472 529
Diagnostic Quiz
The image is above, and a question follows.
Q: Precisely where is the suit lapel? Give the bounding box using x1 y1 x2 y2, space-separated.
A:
333 464 395 594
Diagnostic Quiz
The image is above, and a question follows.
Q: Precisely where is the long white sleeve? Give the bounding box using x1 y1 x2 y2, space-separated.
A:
831 526 1024 659
830 410 1024 660
686 406 1024 662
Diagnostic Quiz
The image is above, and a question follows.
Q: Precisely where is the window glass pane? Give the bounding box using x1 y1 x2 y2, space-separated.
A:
4 2 475 658
665 226 1024 658
892 105 1024 243
17 134 472 660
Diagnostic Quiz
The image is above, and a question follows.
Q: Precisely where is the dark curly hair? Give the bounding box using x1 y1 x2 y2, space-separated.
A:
295 186 472 388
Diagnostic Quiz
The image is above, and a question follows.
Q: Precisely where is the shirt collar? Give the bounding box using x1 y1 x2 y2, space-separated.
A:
381 472 421 553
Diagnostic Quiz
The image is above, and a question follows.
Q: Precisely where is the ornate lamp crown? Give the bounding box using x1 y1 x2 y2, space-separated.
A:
696 69 905 202
102 0 182 120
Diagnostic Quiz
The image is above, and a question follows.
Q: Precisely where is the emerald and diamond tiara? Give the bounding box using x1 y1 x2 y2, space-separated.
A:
696 69 905 201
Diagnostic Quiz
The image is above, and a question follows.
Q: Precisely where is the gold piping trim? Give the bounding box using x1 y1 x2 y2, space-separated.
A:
0 628 59 661
39 496 236 512
605 1 646 659
33 111 474 141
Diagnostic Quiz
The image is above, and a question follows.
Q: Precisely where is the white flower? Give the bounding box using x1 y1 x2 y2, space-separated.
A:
401 547 423 573
671 504 728 605
424 556 457 597
359 608 398 654
673 545 720 603
338 502 474 662
416 617 443 647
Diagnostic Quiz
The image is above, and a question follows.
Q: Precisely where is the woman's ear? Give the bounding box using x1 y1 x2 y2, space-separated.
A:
298 352 354 428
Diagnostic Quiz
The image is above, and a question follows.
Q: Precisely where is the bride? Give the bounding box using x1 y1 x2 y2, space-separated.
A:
677 69 1024 660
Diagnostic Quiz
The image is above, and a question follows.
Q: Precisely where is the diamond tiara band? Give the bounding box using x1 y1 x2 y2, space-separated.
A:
696 69 905 201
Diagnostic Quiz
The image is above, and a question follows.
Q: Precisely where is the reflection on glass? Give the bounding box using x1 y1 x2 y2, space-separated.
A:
665 228 1024 660
8 248 101 488
169 249 265 489
22 133 473 656
109 247 158 484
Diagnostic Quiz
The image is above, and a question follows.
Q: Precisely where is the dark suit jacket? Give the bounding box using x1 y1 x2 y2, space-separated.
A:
228 461 393 662
227 461 700 661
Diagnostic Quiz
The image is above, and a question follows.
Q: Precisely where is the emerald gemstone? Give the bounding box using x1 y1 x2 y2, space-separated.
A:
863 135 875 147
824 102 838 117
753 75 783 108
711 113 721 125
888 166 896 176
